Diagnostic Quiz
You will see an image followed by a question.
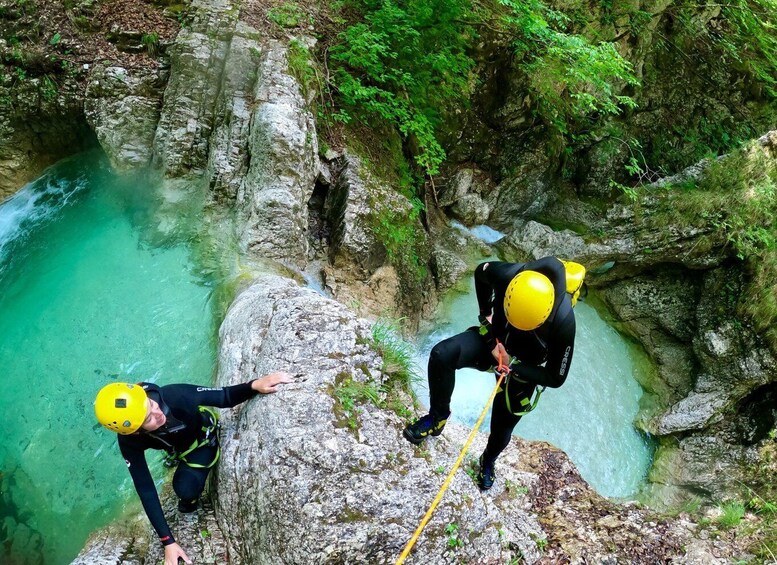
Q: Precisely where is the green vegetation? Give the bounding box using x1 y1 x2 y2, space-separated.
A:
744 432 777 560
331 320 420 430
371 318 422 397
445 522 464 548
333 373 382 430
530 533 548 552
716 500 746 529
504 478 528 497
328 0 637 176
268 2 306 28
141 32 160 56
612 0 777 174
287 39 320 101
649 141 777 347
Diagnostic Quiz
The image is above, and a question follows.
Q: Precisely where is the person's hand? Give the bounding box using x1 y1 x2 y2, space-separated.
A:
164 542 191 565
252 371 294 394
491 342 510 371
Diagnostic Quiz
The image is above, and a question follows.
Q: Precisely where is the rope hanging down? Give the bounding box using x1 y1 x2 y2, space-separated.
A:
394 370 507 564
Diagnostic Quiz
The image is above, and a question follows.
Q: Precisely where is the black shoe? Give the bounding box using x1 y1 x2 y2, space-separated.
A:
478 455 495 490
402 413 449 445
177 498 199 513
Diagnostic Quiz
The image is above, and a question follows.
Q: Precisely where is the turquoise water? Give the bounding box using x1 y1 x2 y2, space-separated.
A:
0 153 218 564
415 270 654 498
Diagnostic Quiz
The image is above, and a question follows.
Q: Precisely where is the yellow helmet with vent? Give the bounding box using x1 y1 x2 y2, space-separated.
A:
94 383 148 435
503 271 555 331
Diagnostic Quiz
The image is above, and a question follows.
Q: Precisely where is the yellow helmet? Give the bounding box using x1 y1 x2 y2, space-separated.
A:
94 383 148 435
561 260 586 306
503 271 555 330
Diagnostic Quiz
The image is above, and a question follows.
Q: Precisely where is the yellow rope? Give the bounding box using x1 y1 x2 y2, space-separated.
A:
395 373 506 565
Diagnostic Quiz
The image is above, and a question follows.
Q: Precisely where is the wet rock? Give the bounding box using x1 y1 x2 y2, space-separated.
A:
449 193 490 225
431 247 468 292
84 65 163 170
656 392 729 435
236 41 318 268
438 166 494 225
499 220 609 263
206 26 264 202
72 495 227 565
152 0 240 178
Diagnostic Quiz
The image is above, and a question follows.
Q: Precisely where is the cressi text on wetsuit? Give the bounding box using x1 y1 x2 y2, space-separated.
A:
117 382 259 546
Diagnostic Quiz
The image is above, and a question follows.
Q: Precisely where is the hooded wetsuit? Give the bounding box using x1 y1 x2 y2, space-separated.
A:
427 256 576 461
117 381 258 546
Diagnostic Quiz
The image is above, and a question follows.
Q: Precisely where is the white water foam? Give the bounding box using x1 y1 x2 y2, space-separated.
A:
0 170 87 266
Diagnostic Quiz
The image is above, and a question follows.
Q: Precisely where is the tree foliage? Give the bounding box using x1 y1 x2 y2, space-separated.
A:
329 0 639 175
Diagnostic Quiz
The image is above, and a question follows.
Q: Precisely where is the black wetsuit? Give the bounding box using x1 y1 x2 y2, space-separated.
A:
427 256 576 462
117 381 259 546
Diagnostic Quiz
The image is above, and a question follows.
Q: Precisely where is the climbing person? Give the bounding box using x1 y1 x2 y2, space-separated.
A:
403 256 584 490
94 372 294 565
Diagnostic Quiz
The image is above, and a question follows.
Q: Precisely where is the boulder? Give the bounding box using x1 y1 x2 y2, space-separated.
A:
84 65 163 170
236 41 318 268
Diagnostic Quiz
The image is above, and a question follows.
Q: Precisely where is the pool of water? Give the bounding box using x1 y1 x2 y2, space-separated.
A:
415 267 654 498
0 152 219 564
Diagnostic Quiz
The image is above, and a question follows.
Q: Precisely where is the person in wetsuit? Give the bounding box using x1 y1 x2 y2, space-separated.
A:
403 256 576 490
94 372 293 565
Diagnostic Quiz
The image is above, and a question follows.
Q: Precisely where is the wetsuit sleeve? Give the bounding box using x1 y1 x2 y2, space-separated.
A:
513 309 576 388
474 261 517 318
118 440 175 546
169 382 259 408
475 261 522 349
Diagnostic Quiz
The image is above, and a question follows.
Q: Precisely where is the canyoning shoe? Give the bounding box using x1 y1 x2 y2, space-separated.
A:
402 413 449 445
177 498 199 513
477 455 496 490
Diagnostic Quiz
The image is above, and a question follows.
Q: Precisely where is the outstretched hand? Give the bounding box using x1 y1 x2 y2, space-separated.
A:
164 543 191 565
252 371 294 394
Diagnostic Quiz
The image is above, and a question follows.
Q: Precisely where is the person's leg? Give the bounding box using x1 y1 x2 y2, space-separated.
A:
427 328 493 419
478 379 536 490
172 443 219 512
404 329 492 444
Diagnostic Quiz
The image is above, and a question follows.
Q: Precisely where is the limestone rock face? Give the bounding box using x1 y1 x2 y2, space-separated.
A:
498 220 610 264
84 66 164 170
326 153 389 276
72 496 228 565
206 24 263 202
319 152 424 317
236 42 318 267
438 166 495 226
489 147 554 229
431 247 468 292
0 76 91 200
152 0 239 179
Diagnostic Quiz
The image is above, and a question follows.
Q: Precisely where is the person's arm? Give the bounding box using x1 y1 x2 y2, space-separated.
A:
475 261 521 348
512 310 576 388
167 372 294 409
118 440 175 546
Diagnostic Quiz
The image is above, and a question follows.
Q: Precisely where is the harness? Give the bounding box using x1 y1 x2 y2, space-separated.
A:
504 372 545 416
159 406 221 469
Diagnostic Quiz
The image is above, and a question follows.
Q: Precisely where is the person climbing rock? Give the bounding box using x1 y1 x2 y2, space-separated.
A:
94 373 293 565
403 256 583 490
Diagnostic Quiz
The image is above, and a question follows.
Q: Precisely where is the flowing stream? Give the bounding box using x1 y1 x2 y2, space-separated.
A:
415 263 654 498
0 152 220 565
